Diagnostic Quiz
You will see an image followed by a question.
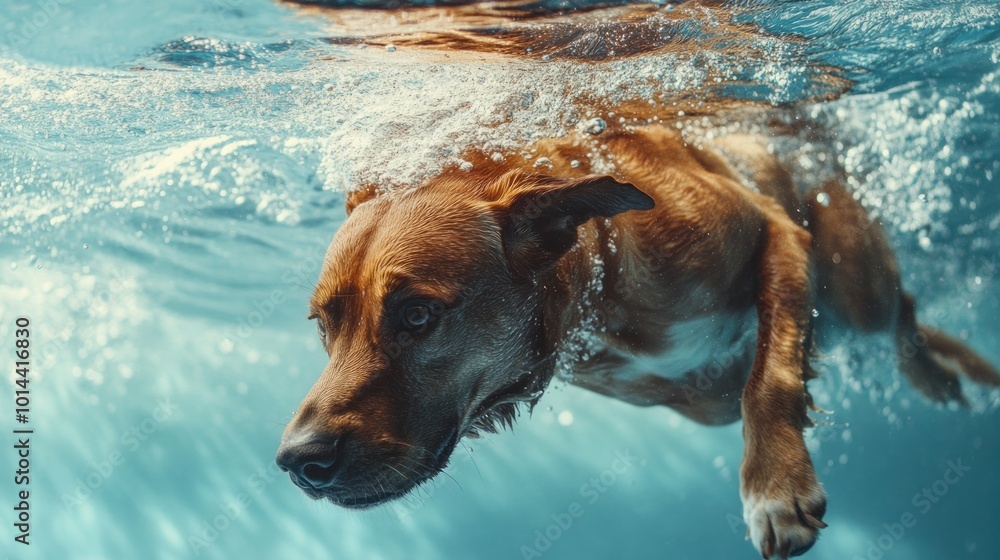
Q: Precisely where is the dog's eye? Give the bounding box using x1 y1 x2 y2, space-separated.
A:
402 303 431 329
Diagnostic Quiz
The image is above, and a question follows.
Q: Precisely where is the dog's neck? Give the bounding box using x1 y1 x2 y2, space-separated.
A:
535 216 635 370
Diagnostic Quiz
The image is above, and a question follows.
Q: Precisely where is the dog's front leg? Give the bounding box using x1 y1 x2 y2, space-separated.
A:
740 214 827 559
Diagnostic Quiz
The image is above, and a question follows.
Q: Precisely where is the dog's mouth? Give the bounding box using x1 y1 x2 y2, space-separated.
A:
310 372 548 509
462 371 547 438
309 428 461 509
308 484 414 509
334 489 412 508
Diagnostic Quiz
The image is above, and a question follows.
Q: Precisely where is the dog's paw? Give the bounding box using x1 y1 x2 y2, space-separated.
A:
742 475 827 559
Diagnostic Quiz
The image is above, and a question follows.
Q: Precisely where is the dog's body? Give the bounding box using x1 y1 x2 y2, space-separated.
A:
277 121 1000 558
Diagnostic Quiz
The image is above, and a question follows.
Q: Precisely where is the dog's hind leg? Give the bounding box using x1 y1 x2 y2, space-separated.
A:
896 294 1000 402
806 180 1000 404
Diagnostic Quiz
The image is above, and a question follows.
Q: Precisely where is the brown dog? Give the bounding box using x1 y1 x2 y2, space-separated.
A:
276 121 1000 558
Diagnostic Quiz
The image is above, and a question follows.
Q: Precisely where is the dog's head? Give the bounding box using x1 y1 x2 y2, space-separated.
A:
276 169 652 507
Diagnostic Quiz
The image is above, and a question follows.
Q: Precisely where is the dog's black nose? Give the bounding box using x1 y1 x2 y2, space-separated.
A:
275 433 343 489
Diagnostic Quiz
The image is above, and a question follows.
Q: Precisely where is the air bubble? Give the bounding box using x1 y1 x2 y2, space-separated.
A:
583 118 606 135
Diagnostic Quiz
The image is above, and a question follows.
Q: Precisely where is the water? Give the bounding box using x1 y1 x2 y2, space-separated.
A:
1 0 998 558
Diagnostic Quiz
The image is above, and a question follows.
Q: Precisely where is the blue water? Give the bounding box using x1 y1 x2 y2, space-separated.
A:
1 0 998 558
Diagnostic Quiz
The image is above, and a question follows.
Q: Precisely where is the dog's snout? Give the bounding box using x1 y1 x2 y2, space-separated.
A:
276 432 344 490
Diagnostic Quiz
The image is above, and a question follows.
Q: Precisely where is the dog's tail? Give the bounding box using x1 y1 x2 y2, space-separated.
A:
896 293 1000 406
921 325 1000 386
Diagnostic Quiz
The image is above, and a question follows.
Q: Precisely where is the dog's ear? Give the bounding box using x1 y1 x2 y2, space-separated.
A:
497 174 654 276
345 184 379 216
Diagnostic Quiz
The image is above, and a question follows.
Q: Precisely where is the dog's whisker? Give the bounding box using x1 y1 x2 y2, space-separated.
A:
376 474 388 498
385 464 415 486
460 442 483 482
396 463 435 500
290 280 315 293
389 463 420 482
435 468 462 493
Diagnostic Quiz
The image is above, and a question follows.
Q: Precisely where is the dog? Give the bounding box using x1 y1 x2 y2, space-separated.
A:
276 120 1000 558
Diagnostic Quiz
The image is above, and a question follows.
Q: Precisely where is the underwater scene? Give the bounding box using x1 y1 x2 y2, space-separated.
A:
1 0 999 558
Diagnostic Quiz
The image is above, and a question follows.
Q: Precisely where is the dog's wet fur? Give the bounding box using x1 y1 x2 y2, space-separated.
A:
276 3 1000 558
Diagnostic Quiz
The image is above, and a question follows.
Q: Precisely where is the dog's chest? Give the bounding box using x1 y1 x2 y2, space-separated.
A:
585 309 758 381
